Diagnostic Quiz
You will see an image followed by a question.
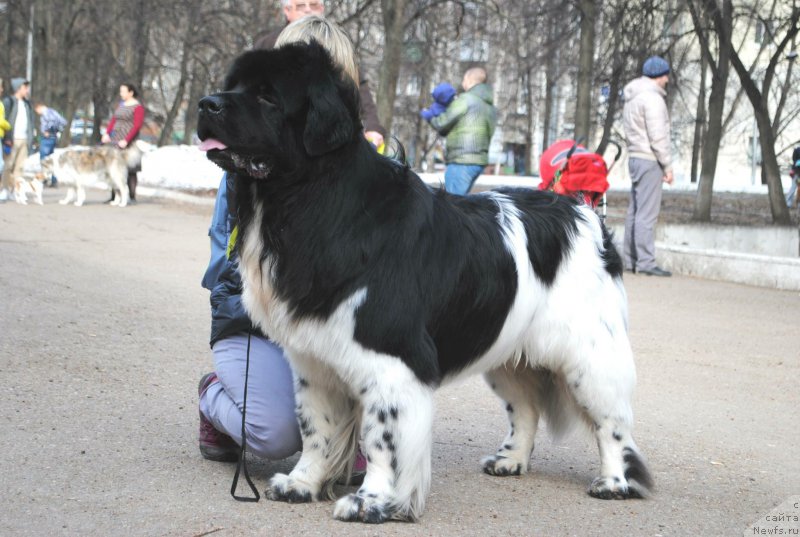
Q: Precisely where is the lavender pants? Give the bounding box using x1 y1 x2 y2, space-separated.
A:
200 333 302 460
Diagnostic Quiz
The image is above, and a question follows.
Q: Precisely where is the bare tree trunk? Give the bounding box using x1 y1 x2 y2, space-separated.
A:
690 50 707 184
727 8 796 224
729 66 790 224
91 50 112 146
523 66 535 175
542 37 559 149
375 0 408 134
412 65 432 169
691 0 731 222
129 0 149 90
755 102 790 224
574 0 596 144
595 33 623 157
772 35 797 135
181 63 206 145
158 47 191 146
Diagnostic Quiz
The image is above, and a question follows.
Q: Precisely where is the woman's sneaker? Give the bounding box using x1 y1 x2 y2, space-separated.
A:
350 448 367 485
337 448 368 486
198 372 239 462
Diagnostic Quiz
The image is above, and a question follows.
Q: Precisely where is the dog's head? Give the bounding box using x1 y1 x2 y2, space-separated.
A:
37 154 55 181
197 41 360 180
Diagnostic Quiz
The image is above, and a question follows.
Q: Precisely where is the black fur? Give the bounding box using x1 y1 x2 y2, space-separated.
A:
198 41 650 521
197 41 621 387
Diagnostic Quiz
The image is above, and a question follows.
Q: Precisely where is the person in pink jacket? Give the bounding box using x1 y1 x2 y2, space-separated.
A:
622 55 673 277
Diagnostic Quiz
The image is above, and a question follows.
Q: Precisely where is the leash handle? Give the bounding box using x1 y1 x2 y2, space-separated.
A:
230 331 260 502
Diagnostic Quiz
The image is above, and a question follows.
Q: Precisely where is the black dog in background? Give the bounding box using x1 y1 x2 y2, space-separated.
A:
197 41 651 523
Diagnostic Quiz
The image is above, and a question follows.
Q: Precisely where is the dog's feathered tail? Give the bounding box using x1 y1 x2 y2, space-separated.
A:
526 367 585 441
318 401 361 501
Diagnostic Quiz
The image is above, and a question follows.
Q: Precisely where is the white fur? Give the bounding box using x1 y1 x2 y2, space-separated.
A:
13 177 44 205
57 158 128 207
44 145 147 208
241 195 647 521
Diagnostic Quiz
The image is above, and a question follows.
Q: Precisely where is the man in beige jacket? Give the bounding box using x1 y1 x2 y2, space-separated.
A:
622 56 673 277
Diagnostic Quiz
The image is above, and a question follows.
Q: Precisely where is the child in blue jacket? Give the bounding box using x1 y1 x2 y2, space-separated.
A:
420 82 456 121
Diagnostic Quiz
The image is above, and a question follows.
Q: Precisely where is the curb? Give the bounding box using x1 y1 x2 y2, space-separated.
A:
137 186 216 206
658 244 800 291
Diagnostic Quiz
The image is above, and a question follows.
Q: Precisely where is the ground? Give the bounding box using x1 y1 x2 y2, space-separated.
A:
0 188 797 536
606 190 800 227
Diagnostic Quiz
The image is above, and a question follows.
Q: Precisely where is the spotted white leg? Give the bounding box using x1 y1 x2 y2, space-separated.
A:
562 339 653 499
266 357 358 503
333 366 434 523
481 363 541 476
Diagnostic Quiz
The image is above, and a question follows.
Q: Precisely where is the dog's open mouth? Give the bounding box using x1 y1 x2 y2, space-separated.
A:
199 138 272 179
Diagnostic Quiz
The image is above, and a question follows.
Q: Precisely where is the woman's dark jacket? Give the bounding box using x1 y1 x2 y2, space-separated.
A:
201 173 263 346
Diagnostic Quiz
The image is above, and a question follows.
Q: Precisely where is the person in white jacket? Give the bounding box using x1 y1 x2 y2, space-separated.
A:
621 55 674 277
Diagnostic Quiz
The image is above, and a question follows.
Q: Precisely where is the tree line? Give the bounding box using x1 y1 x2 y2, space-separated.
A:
2 0 798 223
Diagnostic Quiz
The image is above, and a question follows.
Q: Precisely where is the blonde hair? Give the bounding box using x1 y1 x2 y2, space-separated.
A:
274 15 359 85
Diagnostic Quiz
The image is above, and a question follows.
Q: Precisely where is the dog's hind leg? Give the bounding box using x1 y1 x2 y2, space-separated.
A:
562 318 653 499
14 181 28 205
109 161 129 207
59 187 75 205
75 184 86 206
266 355 358 504
481 361 542 477
333 363 434 523
32 180 43 205
117 180 130 208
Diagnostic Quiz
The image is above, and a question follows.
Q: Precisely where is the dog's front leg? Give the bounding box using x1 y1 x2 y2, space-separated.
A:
59 187 75 205
118 183 130 208
266 357 357 504
32 180 44 205
75 185 86 207
333 365 434 523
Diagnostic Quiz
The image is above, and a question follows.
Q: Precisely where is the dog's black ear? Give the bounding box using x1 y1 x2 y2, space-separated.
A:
303 71 355 156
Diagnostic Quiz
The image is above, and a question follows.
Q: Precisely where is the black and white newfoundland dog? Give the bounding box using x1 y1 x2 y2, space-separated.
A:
197 41 652 523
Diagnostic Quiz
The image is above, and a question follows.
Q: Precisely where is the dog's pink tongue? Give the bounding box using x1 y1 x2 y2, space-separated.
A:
198 138 228 152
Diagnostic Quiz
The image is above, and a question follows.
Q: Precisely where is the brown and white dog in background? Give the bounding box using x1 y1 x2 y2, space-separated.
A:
39 143 145 207
11 174 45 205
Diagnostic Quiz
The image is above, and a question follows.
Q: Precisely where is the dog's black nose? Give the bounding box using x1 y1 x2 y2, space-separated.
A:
198 95 225 115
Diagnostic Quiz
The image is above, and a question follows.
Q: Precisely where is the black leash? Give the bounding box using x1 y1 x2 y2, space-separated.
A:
230 330 260 502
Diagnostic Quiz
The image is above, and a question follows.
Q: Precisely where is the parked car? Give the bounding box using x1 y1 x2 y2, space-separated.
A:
70 119 94 141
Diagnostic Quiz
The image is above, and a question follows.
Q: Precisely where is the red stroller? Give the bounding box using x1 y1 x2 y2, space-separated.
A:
538 139 621 220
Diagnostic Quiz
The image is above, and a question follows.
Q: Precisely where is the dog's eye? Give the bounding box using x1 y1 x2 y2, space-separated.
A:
258 95 275 107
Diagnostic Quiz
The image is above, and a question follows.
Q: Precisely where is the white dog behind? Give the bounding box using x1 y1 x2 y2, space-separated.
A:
38 142 148 207
12 176 44 205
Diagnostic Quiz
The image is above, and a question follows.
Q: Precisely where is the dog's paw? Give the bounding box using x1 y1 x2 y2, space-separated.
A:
481 454 524 477
58 199 69 205
265 473 315 503
588 476 645 500
333 492 394 524
74 201 84 207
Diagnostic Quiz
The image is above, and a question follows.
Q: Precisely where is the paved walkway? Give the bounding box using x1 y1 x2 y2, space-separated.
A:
1 188 797 536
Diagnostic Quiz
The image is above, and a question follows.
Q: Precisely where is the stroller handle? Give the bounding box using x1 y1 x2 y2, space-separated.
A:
566 137 587 161
607 140 623 162
604 140 623 172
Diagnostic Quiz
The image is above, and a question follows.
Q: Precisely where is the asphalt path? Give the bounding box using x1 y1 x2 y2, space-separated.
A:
1 188 797 536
